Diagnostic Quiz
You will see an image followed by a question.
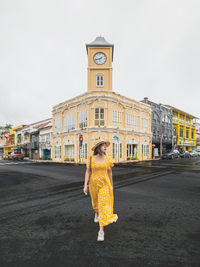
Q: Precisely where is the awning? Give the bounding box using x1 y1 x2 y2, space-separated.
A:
3 145 14 148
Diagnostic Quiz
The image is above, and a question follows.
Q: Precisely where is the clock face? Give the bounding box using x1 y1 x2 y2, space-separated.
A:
94 52 107 65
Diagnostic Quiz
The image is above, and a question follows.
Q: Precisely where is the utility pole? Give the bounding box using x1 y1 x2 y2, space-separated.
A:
79 134 83 163
160 122 163 157
159 104 163 158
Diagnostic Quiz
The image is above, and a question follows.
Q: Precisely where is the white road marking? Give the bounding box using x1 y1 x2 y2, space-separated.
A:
0 162 37 166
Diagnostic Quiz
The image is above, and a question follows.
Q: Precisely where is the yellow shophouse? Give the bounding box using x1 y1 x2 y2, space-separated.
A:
52 37 152 163
3 125 25 158
165 105 197 151
3 128 15 158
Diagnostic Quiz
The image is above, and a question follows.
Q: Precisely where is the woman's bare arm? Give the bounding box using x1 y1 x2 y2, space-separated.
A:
83 168 90 195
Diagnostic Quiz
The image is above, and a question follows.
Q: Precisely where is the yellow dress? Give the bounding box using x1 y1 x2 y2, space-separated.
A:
87 155 118 227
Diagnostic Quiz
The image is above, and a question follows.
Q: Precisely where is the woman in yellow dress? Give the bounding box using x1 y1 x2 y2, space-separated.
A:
83 140 118 241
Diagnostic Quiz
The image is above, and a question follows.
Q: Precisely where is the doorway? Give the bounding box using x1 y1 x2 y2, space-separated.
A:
65 145 75 161
112 142 122 162
127 144 137 160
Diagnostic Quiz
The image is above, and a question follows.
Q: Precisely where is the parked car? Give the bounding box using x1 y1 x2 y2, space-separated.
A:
162 149 180 159
196 150 200 156
8 152 24 160
180 151 191 158
189 150 198 157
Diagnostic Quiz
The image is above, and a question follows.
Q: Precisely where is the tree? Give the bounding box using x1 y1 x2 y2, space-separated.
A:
4 124 12 130
0 124 12 130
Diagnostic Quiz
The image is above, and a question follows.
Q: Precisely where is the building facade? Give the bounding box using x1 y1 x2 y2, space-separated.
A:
21 125 30 157
26 119 51 160
141 98 173 156
52 37 152 163
38 120 52 160
0 129 10 158
165 105 197 151
196 118 200 151
2 125 27 158
3 127 20 158
13 125 25 153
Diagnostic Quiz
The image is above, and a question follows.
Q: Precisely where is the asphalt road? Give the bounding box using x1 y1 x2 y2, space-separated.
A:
0 158 200 267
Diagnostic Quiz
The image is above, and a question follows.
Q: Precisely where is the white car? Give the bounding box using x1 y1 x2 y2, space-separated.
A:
189 151 198 157
196 151 200 156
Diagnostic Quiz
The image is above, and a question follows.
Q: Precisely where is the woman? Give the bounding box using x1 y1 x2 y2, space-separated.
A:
83 140 118 241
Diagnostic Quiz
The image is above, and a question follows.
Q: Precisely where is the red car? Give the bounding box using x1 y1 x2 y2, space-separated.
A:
8 152 24 160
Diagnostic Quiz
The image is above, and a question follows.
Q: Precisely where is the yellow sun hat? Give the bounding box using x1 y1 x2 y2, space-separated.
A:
91 139 110 151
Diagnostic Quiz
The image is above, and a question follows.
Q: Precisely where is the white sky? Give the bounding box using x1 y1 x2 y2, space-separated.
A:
0 0 200 127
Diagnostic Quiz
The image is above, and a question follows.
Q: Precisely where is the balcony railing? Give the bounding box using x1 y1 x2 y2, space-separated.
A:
173 118 196 128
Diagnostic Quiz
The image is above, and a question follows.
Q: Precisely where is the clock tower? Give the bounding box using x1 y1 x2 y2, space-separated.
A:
86 36 114 91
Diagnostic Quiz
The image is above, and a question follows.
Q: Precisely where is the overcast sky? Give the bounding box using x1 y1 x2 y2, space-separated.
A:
0 0 200 127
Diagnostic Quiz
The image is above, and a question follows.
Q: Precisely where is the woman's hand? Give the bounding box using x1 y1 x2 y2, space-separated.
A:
83 184 88 195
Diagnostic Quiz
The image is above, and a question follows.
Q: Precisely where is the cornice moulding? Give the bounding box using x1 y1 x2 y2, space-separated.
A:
52 94 151 115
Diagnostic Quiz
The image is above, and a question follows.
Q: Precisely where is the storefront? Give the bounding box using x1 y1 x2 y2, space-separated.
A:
126 140 138 160
65 141 75 162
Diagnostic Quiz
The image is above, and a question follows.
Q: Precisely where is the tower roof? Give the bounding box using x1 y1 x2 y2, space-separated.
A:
86 36 114 61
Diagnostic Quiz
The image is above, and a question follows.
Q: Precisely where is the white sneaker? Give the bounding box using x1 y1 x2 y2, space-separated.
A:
97 231 104 242
94 213 99 223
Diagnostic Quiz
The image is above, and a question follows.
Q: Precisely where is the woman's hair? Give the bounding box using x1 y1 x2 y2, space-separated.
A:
93 143 106 156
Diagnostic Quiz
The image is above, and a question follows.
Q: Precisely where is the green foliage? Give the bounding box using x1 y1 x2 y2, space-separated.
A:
0 124 13 130
5 124 12 129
